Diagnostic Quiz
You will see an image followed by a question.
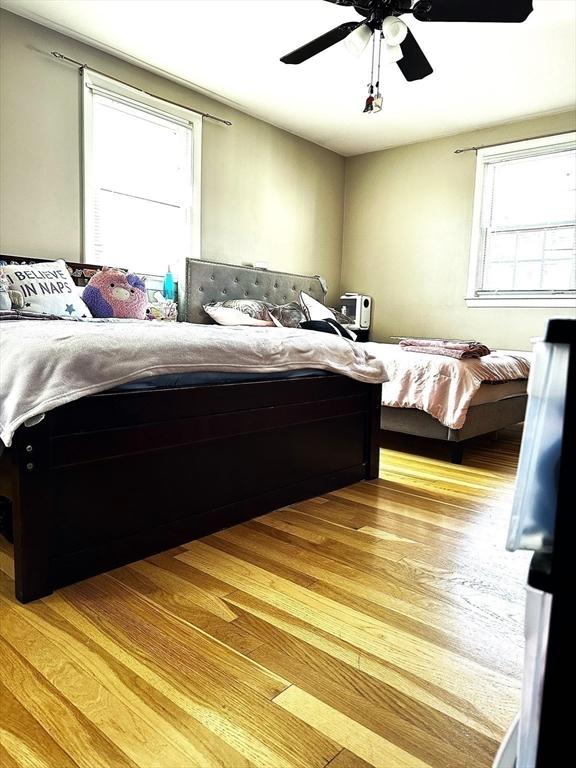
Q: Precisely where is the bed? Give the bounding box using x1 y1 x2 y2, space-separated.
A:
371 342 530 463
0 256 383 603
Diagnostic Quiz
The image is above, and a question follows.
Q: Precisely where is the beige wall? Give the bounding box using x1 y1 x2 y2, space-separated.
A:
0 10 345 301
2 9 574 343
342 112 576 350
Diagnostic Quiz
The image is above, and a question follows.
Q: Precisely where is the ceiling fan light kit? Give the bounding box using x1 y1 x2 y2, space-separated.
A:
280 0 534 111
381 16 408 45
384 43 403 63
344 23 373 56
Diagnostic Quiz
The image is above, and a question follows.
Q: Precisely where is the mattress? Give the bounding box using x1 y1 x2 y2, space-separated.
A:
112 369 330 391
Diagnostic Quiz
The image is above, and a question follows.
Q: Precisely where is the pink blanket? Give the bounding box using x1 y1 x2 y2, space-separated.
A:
366 343 531 430
399 338 491 359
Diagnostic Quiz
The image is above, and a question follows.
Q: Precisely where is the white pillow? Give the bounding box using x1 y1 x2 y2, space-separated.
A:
299 290 335 321
2 260 92 318
203 303 273 326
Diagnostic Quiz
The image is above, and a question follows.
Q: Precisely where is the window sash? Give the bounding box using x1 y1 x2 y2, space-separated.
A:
477 223 576 295
467 132 576 304
91 93 193 211
83 70 202 283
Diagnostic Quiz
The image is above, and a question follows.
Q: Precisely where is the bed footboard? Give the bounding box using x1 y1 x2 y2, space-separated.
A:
3 375 381 602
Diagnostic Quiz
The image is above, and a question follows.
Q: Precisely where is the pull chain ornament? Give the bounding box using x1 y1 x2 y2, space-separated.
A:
363 28 383 114
363 84 374 112
373 32 384 112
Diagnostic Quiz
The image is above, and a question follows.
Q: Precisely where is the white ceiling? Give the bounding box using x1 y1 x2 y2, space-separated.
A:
2 0 575 156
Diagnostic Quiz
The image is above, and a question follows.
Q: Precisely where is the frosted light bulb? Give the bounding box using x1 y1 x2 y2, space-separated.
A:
382 16 408 46
344 24 373 56
385 44 404 63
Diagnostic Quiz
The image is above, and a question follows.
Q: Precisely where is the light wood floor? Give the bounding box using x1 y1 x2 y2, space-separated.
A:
0 431 530 768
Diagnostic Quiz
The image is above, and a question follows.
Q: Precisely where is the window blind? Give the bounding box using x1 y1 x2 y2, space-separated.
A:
87 90 194 276
476 146 576 296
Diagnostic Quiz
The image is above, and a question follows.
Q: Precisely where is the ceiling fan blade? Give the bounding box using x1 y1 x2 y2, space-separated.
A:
281 21 364 64
413 0 533 23
396 27 433 81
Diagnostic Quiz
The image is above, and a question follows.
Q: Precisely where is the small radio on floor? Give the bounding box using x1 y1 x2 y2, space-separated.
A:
339 293 371 330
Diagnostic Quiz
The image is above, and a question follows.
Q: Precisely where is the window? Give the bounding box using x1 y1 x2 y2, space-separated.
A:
83 71 201 277
467 133 576 307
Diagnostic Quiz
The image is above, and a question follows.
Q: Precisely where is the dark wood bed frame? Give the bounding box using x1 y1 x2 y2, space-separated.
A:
0 255 381 603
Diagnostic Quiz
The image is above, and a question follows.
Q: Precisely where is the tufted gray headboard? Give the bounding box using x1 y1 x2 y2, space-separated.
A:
185 258 327 324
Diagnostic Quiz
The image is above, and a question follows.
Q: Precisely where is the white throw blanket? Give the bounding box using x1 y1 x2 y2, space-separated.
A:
0 320 388 447
366 343 531 430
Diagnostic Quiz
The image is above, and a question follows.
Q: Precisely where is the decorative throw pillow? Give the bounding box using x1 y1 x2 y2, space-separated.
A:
299 291 353 327
1 259 93 318
203 299 275 326
300 319 357 341
83 268 148 319
267 302 306 328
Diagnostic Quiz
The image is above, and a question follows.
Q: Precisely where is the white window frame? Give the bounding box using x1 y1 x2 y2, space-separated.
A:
466 132 576 308
82 69 202 288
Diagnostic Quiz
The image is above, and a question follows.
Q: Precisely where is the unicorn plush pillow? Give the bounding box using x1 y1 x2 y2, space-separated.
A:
83 268 148 319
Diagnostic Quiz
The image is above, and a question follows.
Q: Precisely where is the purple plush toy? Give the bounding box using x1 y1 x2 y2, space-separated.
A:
83 268 148 319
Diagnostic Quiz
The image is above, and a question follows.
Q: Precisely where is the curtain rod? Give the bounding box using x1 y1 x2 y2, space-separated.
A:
454 129 574 154
51 51 232 126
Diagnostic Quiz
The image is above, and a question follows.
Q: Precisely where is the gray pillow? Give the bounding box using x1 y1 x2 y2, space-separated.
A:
215 299 272 320
203 299 275 326
203 298 308 328
267 301 306 328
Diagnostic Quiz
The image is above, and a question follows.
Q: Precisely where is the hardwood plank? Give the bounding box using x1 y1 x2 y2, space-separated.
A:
95 573 289 700
46 592 285 768
325 749 374 768
0 434 527 768
116 559 240 621
186 533 319 589
178 541 519 733
145 551 239 596
236 609 500 767
265 506 526 605
225 588 504 741
211 520 522 676
290 495 476 550
274 686 432 768
0 636 138 768
296 491 482 531
0 600 217 768
0 681 77 768
306 581 522 679
0 576 263 768
56 577 339 768
0 744 21 768
109 561 265 655
219 521 523 635
0 535 14 579
256 510 409 562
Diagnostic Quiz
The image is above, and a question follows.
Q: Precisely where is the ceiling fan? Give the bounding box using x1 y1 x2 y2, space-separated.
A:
280 0 534 82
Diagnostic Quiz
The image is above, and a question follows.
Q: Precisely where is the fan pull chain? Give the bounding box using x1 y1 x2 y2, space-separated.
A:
363 31 377 113
363 29 384 115
373 32 384 113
